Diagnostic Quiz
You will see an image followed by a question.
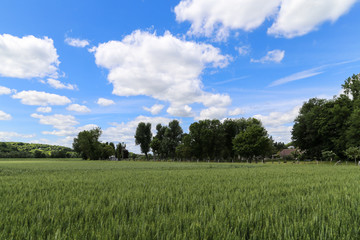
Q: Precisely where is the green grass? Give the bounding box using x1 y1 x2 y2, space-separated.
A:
0 159 360 239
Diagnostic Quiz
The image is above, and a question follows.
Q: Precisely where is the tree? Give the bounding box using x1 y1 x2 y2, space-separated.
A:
342 74 360 101
165 120 183 159
116 142 127 160
135 122 152 160
150 137 161 160
321 150 336 162
101 143 115 160
73 127 103 160
345 147 360 165
232 118 272 162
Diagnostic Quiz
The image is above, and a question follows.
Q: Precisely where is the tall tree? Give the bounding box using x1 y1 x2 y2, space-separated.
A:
165 120 183 159
135 122 152 160
73 127 102 160
345 146 360 165
232 118 272 162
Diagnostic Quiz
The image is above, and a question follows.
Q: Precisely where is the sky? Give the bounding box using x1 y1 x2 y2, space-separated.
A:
1 0 360 153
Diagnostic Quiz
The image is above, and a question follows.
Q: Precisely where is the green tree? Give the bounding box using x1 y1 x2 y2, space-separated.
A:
164 120 183 159
342 74 360 101
345 146 360 165
73 127 102 160
321 150 336 162
135 122 152 160
150 137 161 160
232 118 272 162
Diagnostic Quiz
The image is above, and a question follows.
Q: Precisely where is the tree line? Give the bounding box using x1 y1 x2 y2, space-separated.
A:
292 73 360 163
135 118 283 162
0 142 77 158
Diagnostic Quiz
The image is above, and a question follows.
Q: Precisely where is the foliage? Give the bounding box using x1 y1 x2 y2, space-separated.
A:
73 127 103 160
292 74 360 159
344 146 360 165
0 142 76 158
135 122 152 159
2 159 360 239
232 118 272 161
73 128 126 160
321 150 336 161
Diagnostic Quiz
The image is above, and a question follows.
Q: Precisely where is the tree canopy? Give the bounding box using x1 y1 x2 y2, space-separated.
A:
292 73 360 160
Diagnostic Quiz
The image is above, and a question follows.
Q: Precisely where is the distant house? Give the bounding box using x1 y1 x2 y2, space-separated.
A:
279 149 297 158
109 155 118 161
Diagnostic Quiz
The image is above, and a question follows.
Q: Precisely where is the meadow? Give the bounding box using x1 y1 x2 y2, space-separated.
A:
1 159 360 239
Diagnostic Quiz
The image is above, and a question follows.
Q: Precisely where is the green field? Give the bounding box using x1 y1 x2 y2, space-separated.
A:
1 159 360 239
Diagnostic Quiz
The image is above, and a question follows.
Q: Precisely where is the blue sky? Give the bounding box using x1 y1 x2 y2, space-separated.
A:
1 0 360 152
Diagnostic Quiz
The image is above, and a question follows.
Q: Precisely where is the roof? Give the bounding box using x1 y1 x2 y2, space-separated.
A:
279 149 297 157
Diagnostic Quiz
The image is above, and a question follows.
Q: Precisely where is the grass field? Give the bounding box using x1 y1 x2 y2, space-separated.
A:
1 159 360 239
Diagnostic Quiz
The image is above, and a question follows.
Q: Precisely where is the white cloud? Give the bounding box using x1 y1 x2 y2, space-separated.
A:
253 106 301 143
229 108 243 116
236 45 251 56
251 50 285 63
0 131 35 141
42 124 98 137
175 0 357 40
65 37 90 48
0 86 13 95
12 90 71 106
253 106 300 127
268 0 357 38
31 113 79 130
269 67 323 87
266 126 293 143
196 107 228 120
46 78 77 90
175 0 281 40
167 105 194 117
0 34 59 79
0 110 12 120
93 30 231 117
143 104 164 115
36 107 52 113
101 115 173 153
97 98 115 106
66 104 91 113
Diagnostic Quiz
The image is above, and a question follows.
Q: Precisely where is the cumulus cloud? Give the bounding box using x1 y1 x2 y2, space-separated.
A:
143 104 164 115
0 110 12 120
0 131 35 141
251 50 285 63
228 108 244 116
0 86 13 95
268 0 357 38
253 106 300 127
167 105 194 117
175 0 281 40
253 106 301 143
31 113 79 129
65 37 90 48
31 113 98 143
196 107 228 120
175 0 357 39
93 30 231 117
12 90 71 106
97 98 115 106
66 104 91 113
101 115 173 153
46 78 77 90
36 107 52 113
236 45 251 56
42 124 98 137
0 34 59 79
